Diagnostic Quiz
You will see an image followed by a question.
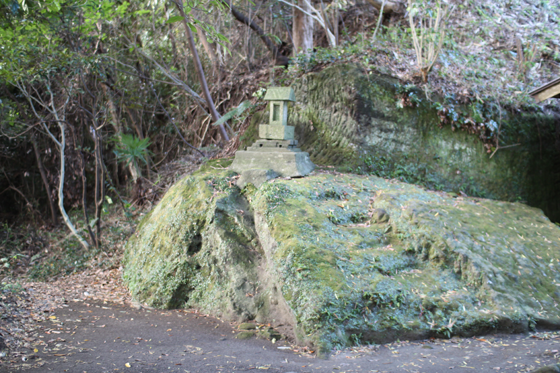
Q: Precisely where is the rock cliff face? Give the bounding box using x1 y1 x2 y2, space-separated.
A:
123 160 560 353
242 64 560 222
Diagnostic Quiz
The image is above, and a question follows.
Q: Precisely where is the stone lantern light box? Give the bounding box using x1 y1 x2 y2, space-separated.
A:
259 87 296 140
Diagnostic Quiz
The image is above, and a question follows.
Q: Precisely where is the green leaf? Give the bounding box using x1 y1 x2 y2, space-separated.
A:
213 101 252 127
116 1 129 15
112 134 153 166
89 218 99 228
215 33 229 43
166 15 184 24
265 33 281 45
45 0 61 12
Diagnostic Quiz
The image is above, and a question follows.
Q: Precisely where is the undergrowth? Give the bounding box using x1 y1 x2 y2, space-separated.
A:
1 204 143 281
283 0 559 111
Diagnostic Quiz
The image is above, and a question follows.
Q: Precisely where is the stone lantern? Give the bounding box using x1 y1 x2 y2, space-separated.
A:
230 87 314 187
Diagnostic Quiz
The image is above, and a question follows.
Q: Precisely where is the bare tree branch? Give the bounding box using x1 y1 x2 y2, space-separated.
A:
172 0 230 142
220 0 290 66
45 82 91 250
134 49 209 111
278 0 336 47
148 82 206 158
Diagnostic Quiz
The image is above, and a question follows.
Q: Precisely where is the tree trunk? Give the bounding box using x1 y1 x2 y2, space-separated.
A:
79 149 97 248
221 0 290 66
173 0 229 143
333 7 339 46
293 0 314 56
31 132 57 225
195 25 220 75
20 80 89 249
93 126 104 242
57 120 90 250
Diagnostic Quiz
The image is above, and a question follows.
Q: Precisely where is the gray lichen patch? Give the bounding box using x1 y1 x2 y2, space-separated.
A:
123 164 560 354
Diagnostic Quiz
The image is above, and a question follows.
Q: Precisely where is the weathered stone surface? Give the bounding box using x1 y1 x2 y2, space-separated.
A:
123 161 560 354
259 124 295 140
230 145 315 177
246 139 299 152
241 64 560 222
371 208 389 223
237 169 278 189
264 87 296 102
236 331 255 339
264 87 295 127
252 139 298 148
233 85 314 178
238 323 257 330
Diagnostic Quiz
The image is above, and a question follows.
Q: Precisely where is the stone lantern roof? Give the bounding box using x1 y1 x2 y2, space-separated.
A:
263 87 296 102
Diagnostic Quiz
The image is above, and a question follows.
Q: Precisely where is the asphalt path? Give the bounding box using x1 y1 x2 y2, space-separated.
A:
3 300 560 373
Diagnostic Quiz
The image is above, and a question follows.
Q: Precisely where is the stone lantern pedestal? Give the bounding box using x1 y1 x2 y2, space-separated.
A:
230 87 314 186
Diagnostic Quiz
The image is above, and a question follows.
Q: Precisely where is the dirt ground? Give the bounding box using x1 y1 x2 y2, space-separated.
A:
1 269 559 373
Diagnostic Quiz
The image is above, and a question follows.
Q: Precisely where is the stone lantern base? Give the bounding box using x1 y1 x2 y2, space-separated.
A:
229 139 315 179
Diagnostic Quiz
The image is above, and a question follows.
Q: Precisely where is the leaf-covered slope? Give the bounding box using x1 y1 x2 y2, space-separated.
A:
123 162 560 352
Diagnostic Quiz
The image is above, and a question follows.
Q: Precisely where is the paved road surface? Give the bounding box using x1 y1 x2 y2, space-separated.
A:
3 300 560 373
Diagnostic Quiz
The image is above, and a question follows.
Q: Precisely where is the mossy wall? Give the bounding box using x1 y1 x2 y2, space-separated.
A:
244 64 560 222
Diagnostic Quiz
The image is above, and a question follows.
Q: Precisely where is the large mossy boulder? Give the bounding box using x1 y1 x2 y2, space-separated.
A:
123 161 560 353
242 64 560 222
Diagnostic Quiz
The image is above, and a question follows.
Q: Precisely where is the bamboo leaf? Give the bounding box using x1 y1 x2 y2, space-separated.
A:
212 101 252 127
166 15 184 24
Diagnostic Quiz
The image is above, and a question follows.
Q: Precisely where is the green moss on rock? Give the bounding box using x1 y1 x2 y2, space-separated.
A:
123 165 560 354
236 331 255 339
242 64 560 221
